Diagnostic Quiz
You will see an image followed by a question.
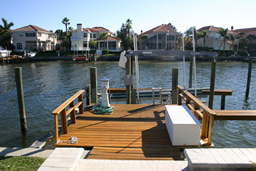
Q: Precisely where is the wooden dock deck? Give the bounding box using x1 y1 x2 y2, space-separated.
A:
55 104 183 160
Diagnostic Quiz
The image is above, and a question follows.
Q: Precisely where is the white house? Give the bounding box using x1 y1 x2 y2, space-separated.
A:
11 25 57 52
71 24 121 51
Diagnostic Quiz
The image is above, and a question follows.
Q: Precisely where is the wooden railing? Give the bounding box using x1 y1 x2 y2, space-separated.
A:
178 85 216 145
52 85 90 143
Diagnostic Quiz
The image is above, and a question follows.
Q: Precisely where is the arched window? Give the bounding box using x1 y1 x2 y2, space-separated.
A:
17 43 22 50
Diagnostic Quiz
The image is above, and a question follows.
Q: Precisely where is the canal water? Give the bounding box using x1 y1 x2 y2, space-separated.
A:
0 61 255 148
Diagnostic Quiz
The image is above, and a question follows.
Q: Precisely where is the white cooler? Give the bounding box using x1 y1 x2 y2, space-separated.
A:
165 105 201 146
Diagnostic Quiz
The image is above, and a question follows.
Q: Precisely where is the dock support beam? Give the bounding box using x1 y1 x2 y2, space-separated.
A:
15 67 27 147
126 56 133 104
208 57 216 109
90 67 97 104
172 68 178 104
245 57 252 99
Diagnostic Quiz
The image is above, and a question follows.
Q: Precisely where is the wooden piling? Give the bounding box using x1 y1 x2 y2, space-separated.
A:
245 57 252 99
90 67 98 103
189 57 193 88
15 67 27 135
126 56 132 104
208 58 216 109
172 67 178 104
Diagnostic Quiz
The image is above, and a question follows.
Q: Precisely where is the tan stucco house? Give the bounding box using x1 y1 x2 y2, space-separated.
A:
197 26 238 50
138 24 179 50
71 24 121 51
11 25 57 52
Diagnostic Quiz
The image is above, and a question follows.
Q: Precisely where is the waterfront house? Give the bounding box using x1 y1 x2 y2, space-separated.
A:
137 24 179 50
232 27 256 44
197 26 238 50
71 24 121 52
11 25 57 52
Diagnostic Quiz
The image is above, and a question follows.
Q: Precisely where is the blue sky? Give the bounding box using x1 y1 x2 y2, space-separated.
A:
1 0 256 34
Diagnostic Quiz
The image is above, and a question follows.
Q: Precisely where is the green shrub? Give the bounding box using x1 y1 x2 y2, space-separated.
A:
102 49 109 55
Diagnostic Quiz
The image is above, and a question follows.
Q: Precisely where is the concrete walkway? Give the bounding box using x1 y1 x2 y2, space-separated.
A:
0 147 54 158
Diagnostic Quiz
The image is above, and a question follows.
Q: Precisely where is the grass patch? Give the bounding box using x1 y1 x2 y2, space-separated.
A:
102 53 119 57
0 156 45 171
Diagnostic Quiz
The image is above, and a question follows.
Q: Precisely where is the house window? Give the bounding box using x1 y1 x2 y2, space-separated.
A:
17 43 22 50
84 33 87 37
19 33 23 37
90 34 92 38
168 35 175 40
38 33 41 37
26 33 36 37
93 34 96 39
83 41 88 48
108 42 116 50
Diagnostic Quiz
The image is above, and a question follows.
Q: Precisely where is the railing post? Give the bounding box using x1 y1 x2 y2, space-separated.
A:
86 85 90 106
172 68 178 104
54 115 58 143
69 101 76 124
194 103 200 119
61 109 68 134
207 115 215 145
78 94 83 114
200 110 209 139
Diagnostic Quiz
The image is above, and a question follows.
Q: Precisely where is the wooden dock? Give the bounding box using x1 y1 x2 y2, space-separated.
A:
55 104 183 160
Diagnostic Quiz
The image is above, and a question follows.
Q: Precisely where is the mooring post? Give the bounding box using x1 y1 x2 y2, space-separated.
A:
189 57 193 88
208 57 217 109
245 57 252 99
90 67 98 104
15 67 27 135
172 67 179 104
126 56 132 104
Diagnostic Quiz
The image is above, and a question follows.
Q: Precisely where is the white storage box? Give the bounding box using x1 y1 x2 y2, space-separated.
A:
165 105 201 146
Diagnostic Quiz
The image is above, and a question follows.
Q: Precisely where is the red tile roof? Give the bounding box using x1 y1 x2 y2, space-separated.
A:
97 35 120 41
12 25 52 33
138 24 176 38
233 27 256 32
90 27 109 32
197 26 222 32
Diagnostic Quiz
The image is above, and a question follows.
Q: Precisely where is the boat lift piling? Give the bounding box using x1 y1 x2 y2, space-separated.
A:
245 57 253 99
15 67 28 147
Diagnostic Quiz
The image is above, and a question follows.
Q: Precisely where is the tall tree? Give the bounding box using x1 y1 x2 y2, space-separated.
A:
218 28 228 55
126 19 132 38
229 34 236 54
167 23 177 31
0 18 14 49
98 32 108 49
197 30 208 50
62 17 70 41
246 34 256 50
117 20 133 50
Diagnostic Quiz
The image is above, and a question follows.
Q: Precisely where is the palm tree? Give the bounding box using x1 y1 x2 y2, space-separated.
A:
62 17 70 41
167 23 177 31
98 32 108 49
197 30 208 50
218 28 228 55
229 34 236 54
126 19 132 37
246 34 256 50
0 18 14 49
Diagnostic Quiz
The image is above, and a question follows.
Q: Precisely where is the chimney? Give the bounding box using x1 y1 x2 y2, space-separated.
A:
231 26 234 31
141 30 143 34
77 23 82 32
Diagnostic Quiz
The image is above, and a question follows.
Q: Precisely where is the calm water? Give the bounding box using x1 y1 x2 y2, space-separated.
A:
0 61 255 148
